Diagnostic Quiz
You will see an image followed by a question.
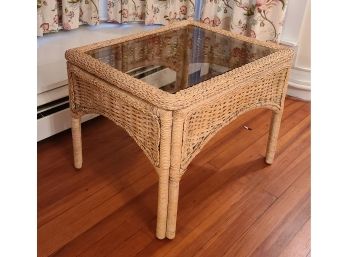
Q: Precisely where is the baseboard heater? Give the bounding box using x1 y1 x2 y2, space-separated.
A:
37 96 70 120
37 65 170 141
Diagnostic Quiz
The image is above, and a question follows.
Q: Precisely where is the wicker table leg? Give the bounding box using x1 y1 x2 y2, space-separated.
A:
71 116 83 169
165 112 184 239
265 111 283 164
155 110 172 239
166 174 180 239
156 172 170 239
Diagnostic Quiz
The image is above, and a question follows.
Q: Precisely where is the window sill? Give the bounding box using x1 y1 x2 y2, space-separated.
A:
37 22 161 95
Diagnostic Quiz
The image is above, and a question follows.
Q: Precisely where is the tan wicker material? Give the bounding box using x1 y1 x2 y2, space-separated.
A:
66 20 294 239
71 117 83 169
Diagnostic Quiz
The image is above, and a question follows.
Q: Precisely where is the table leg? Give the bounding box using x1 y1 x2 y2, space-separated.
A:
71 116 83 169
165 112 184 239
265 111 283 164
156 171 169 239
166 174 180 239
156 110 172 239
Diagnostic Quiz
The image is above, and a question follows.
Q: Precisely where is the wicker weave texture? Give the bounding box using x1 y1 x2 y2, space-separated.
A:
180 68 288 169
65 21 293 111
66 20 294 240
69 64 161 167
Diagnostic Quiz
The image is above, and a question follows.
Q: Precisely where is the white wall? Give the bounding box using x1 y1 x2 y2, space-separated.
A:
295 1 311 69
282 0 311 100
280 0 309 46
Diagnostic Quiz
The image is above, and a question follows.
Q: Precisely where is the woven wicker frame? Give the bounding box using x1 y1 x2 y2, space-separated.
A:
66 20 294 239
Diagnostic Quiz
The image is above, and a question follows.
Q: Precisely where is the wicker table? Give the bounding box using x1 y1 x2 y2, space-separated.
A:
66 20 294 240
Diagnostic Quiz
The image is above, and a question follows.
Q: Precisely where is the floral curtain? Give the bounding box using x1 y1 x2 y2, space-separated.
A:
37 0 287 42
107 0 195 25
201 0 287 42
37 0 99 36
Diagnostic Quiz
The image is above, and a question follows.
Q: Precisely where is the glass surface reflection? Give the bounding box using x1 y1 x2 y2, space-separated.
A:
87 25 275 93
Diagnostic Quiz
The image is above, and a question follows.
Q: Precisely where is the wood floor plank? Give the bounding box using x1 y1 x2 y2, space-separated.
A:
38 161 158 256
50 184 159 257
107 229 153 257
38 120 146 226
249 191 310 257
38 144 149 226
159 190 277 257
38 98 311 257
186 130 310 257
222 171 310 257
209 102 309 170
174 105 309 236
278 220 311 257
75 220 140 257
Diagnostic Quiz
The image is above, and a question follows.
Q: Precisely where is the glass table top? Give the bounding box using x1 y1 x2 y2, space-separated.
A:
87 25 275 94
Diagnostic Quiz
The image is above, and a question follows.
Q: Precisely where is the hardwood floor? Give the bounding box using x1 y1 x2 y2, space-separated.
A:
38 98 311 257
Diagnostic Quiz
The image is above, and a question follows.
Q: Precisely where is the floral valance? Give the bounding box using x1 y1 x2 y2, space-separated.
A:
37 0 99 36
201 0 288 42
107 0 195 25
37 0 287 42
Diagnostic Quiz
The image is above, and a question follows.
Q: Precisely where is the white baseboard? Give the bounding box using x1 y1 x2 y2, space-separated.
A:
37 108 98 141
287 66 311 101
37 85 68 106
